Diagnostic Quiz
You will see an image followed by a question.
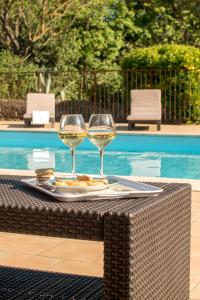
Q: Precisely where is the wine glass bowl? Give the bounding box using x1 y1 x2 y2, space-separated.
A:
88 114 116 177
58 114 87 175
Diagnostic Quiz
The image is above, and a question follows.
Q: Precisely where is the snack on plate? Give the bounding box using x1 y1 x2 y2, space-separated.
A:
54 175 108 187
93 178 108 184
55 179 88 187
87 181 105 186
54 179 68 186
76 174 92 181
35 168 54 184
67 181 88 187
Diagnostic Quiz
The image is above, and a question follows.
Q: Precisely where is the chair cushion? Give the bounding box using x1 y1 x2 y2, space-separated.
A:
127 114 161 121
26 93 55 117
23 113 32 119
129 89 162 121
24 113 54 119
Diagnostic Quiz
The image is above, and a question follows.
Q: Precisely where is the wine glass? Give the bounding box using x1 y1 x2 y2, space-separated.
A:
88 114 116 177
58 114 87 176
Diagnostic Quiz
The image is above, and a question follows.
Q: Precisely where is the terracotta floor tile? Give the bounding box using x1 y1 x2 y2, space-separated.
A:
192 208 200 213
193 193 200 200
48 259 103 277
192 199 200 205
193 197 200 203
194 218 200 223
0 232 16 237
0 233 62 255
192 224 200 237
192 213 200 222
191 237 200 254
190 282 200 299
193 193 200 202
191 255 200 273
39 239 104 263
192 208 200 215
190 273 200 290
192 205 200 210
193 205 200 210
0 252 61 271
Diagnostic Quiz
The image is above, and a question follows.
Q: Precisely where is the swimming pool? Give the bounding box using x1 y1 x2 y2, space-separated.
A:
0 131 200 179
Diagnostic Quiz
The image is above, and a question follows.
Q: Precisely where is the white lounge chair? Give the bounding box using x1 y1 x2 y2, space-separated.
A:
23 93 55 127
127 89 161 131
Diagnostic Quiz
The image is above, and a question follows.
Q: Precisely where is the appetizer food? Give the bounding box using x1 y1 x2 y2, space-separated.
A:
54 175 108 187
76 174 92 181
35 168 54 184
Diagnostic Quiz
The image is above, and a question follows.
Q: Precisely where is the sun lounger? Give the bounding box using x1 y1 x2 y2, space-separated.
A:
127 89 161 130
23 93 55 127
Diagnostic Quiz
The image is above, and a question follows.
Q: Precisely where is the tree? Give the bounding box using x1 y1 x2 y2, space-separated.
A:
35 0 139 70
131 0 200 47
0 0 200 70
0 0 103 61
59 0 138 69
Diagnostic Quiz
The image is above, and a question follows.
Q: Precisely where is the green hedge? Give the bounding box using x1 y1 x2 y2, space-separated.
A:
121 44 200 69
121 45 200 123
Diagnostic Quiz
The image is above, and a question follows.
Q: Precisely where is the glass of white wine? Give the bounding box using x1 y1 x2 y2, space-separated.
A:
58 114 87 176
88 114 116 177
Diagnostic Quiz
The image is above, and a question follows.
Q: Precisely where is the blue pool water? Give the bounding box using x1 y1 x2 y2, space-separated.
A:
0 131 200 179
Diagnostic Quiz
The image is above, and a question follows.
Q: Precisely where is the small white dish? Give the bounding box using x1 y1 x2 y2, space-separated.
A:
52 176 118 193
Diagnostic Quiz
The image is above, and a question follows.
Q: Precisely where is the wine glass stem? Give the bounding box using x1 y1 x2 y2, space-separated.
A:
99 148 104 177
71 148 76 176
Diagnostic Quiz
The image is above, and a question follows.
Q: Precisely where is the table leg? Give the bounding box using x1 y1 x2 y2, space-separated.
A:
103 185 191 299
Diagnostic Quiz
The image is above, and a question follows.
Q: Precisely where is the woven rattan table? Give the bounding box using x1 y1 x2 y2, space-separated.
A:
0 175 191 300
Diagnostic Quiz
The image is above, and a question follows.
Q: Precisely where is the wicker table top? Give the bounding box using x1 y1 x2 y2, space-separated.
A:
0 175 166 212
0 175 183 240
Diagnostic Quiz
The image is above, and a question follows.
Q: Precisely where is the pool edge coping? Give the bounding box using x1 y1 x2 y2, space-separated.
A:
0 128 200 137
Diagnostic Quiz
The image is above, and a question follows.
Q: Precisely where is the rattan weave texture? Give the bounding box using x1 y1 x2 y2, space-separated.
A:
0 175 191 300
0 266 102 299
104 183 191 299
0 175 165 240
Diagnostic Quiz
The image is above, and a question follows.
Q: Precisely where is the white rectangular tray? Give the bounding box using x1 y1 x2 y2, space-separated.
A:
21 177 163 202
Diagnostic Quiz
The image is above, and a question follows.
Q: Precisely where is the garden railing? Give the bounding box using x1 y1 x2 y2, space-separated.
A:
0 68 199 123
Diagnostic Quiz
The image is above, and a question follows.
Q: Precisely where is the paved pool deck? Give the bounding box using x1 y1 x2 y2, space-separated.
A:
0 121 199 298
0 120 200 135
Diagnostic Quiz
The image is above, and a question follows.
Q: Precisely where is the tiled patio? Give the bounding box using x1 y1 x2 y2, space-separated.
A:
0 120 200 135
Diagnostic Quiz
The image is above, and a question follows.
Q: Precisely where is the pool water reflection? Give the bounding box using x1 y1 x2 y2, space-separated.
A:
1 147 200 179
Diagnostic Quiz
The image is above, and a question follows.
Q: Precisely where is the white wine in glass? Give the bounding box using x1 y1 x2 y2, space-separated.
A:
88 114 116 177
58 114 87 176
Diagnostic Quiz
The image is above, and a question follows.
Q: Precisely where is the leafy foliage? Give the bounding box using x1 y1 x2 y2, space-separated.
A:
0 50 36 71
0 50 37 99
121 44 200 69
0 1 200 123
0 0 106 64
129 0 200 47
0 1 200 69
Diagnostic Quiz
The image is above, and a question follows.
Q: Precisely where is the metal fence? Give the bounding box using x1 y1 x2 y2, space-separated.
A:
0 68 199 123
